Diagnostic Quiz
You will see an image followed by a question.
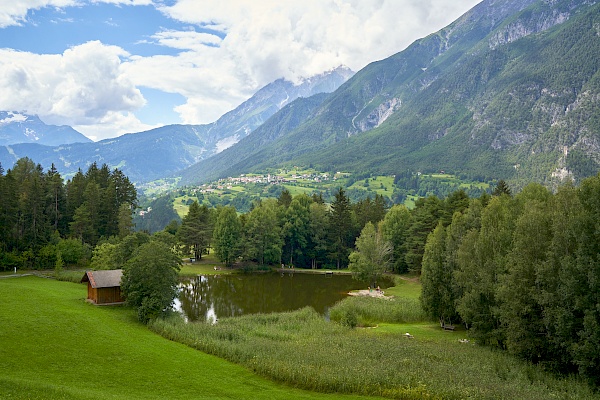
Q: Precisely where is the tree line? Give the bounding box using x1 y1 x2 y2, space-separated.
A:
420 175 600 385
0 154 473 275
178 185 474 274
179 189 390 270
0 158 136 270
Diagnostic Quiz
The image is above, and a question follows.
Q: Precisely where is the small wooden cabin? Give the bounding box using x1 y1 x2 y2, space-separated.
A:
81 269 125 305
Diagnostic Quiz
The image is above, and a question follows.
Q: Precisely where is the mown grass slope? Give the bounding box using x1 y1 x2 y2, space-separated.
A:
0 276 376 400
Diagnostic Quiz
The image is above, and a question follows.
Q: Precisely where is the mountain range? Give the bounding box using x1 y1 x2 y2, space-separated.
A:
2 0 600 190
179 0 600 189
0 67 353 181
0 112 90 147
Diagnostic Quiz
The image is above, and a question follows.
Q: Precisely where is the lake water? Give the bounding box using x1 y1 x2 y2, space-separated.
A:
174 271 393 322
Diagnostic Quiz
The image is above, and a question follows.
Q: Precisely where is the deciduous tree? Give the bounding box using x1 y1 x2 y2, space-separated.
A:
349 222 392 287
381 204 411 273
243 199 283 265
213 206 242 267
121 240 181 323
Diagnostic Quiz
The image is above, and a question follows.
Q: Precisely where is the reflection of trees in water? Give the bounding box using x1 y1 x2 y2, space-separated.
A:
178 275 245 322
178 273 394 322
178 276 210 321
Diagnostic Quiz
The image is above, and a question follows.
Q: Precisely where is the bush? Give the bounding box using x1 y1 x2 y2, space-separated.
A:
57 238 91 267
337 308 358 328
0 250 23 271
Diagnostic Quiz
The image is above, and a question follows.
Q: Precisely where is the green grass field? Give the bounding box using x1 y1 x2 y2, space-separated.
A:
180 252 230 276
0 276 377 400
173 195 195 218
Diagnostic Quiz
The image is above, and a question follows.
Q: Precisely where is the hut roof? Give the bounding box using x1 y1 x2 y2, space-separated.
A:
81 269 123 289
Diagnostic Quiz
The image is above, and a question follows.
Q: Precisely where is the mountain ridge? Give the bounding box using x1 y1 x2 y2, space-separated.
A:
0 67 353 181
179 0 600 189
0 112 91 147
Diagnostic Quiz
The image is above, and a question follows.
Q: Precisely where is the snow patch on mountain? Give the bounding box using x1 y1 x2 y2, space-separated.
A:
0 112 27 125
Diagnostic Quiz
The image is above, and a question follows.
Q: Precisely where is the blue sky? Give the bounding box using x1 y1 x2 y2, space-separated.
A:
0 0 481 141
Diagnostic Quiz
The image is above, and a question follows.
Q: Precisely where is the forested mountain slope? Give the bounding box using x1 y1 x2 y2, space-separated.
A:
181 0 600 188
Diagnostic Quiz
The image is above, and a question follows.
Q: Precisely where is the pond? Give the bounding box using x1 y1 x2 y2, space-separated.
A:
174 271 394 322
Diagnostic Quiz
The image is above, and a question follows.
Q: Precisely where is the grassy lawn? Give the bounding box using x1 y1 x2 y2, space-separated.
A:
404 195 418 209
346 177 394 199
384 275 421 299
372 322 468 342
282 184 316 197
0 276 377 400
180 253 230 276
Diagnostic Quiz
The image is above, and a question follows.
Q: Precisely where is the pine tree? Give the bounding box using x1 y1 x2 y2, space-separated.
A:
328 188 353 269
492 179 512 196
277 189 292 208
177 201 212 260
45 164 66 234
404 195 444 273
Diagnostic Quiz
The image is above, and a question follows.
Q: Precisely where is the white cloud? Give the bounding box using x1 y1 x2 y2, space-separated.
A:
158 0 482 82
124 46 250 124
72 111 160 141
0 112 28 125
0 0 482 139
0 0 78 28
143 0 482 123
0 41 146 139
91 0 154 5
151 29 222 51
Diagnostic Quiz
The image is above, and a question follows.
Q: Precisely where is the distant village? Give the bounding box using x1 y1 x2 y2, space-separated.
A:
138 171 347 216
193 171 337 194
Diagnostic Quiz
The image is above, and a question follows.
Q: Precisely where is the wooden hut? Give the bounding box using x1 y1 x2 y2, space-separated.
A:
81 270 125 305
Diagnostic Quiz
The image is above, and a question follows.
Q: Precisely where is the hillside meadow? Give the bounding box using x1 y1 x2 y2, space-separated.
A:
0 276 376 400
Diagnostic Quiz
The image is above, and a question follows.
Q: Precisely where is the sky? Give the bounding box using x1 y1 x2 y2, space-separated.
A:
0 0 481 141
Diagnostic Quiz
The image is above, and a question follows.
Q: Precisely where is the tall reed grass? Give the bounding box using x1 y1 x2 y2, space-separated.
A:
53 269 86 283
329 296 426 327
150 307 595 399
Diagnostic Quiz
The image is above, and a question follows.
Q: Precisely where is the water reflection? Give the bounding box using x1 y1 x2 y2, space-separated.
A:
175 272 393 322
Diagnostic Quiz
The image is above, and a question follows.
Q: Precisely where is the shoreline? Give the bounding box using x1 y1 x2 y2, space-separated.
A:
348 289 392 299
